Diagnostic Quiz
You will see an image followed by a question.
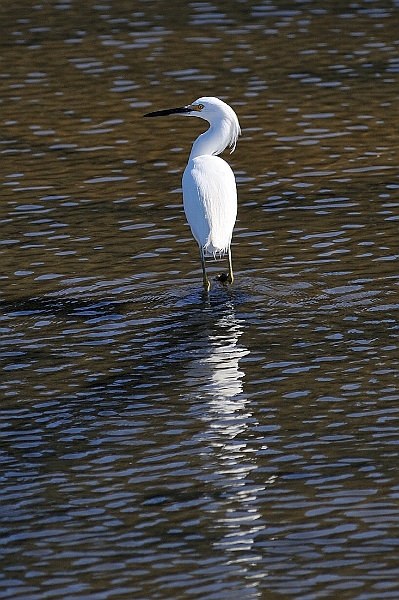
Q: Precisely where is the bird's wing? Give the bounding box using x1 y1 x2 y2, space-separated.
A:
182 155 237 255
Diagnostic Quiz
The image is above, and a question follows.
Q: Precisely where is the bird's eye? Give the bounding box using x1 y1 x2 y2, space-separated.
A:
197 104 204 111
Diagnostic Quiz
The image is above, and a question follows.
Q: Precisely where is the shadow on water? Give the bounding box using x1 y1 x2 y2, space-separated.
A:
0 278 255 393
1 281 268 598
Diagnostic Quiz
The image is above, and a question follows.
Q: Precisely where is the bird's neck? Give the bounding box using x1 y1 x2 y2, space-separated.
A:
189 122 228 159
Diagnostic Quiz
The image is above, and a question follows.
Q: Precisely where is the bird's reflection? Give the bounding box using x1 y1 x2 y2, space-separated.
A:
183 302 264 597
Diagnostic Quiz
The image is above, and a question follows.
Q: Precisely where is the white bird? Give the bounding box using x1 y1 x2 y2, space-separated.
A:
144 96 241 292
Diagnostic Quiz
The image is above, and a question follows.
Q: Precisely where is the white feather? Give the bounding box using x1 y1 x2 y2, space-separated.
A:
183 154 237 255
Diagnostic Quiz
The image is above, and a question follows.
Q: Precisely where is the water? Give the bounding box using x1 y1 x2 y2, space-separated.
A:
1 0 399 598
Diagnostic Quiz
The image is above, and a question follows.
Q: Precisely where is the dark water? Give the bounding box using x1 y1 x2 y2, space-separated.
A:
1 0 399 598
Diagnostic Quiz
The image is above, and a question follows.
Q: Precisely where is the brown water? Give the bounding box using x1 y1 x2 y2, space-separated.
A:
1 1 399 599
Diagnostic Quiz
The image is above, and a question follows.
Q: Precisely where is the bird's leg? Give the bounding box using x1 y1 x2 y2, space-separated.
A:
200 247 210 292
227 248 234 284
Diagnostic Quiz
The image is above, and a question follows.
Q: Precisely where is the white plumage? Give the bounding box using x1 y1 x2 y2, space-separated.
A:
144 96 241 291
183 154 236 256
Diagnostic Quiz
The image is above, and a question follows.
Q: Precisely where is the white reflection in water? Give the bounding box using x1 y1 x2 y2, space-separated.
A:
185 308 248 394
185 304 265 595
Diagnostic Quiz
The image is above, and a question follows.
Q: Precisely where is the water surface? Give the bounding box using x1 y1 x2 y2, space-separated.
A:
1 0 398 598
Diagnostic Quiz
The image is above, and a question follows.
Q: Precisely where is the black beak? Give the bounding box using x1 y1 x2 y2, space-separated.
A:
143 105 192 117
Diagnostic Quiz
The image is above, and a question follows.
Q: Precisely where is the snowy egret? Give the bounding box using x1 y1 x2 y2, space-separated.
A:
144 96 241 291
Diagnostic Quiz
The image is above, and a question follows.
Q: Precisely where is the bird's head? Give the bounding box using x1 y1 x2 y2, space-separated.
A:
144 96 241 154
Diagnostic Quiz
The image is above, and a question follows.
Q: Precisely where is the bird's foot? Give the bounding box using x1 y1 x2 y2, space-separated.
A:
216 273 230 284
203 277 211 292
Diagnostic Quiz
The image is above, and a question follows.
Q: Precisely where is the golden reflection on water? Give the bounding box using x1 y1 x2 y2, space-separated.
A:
1 0 398 298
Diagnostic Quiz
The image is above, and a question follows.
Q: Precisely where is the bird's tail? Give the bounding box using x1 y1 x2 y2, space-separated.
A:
203 240 230 257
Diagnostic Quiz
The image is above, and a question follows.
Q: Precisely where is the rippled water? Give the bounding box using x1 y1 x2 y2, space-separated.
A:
1 0 399 598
